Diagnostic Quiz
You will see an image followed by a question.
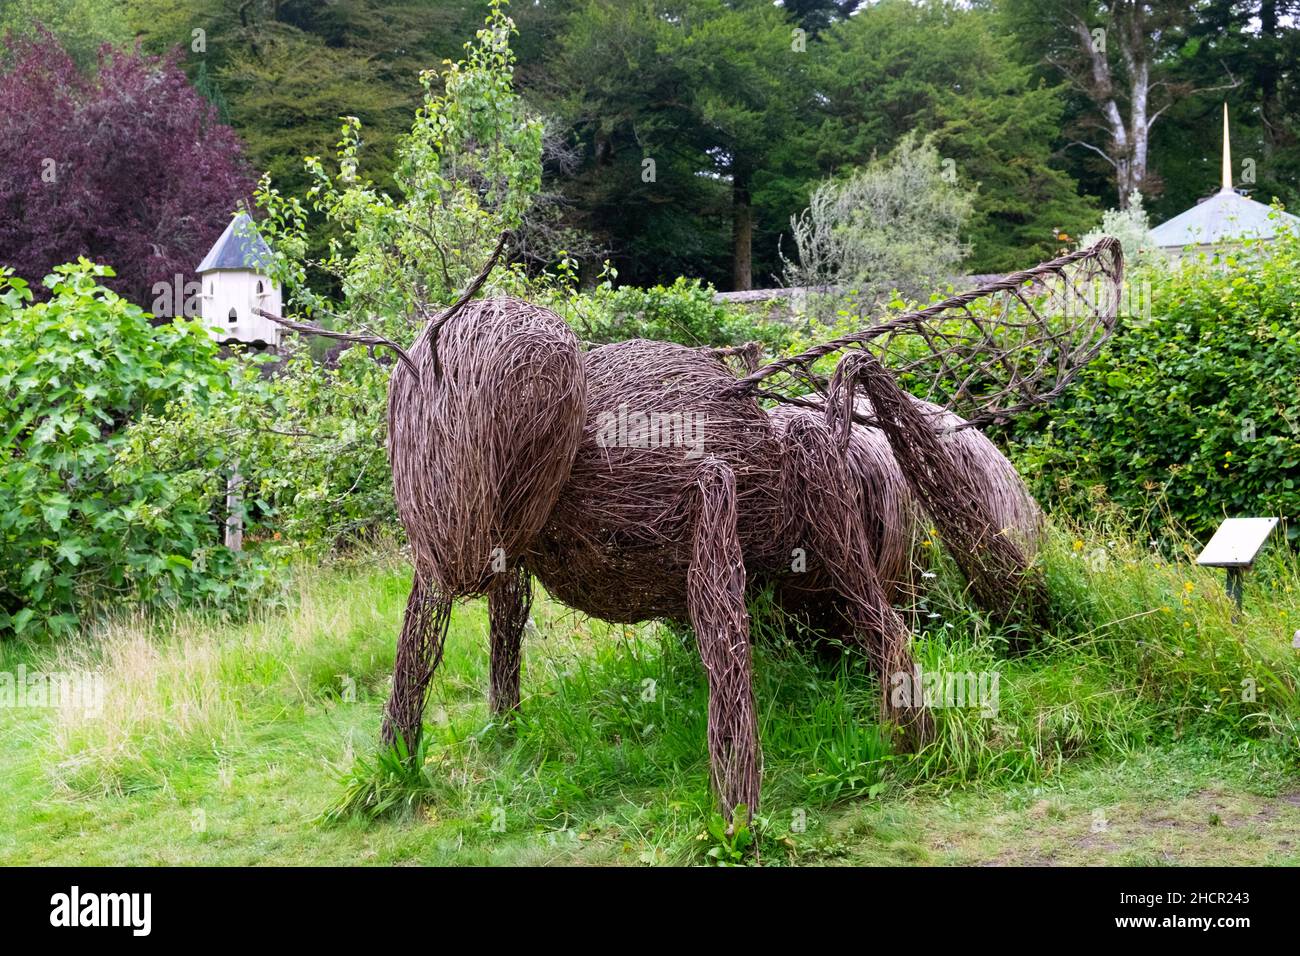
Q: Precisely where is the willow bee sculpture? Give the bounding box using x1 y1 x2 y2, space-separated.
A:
267 237 1123 822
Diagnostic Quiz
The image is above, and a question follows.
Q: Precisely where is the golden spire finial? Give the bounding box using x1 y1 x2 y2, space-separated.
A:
1221 102 1233 193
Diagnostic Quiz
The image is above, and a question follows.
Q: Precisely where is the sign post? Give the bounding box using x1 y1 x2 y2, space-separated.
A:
1195 517 1278 616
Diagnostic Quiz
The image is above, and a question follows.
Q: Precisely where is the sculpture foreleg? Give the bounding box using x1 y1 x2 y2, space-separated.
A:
687 457 762 822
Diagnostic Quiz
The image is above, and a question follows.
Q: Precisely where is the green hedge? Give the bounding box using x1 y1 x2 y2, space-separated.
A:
551 275 795 351
1005 230 1300 542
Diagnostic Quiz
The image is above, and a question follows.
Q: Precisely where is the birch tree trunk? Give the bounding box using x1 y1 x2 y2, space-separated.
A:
1070 2 1152 207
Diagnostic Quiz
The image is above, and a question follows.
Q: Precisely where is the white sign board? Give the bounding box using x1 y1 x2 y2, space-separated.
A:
1195 517 1278 568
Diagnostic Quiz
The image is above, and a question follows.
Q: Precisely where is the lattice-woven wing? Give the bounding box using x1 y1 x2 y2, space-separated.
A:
732 238 1124 429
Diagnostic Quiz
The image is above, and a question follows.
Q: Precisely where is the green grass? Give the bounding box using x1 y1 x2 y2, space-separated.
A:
0 524 1296 866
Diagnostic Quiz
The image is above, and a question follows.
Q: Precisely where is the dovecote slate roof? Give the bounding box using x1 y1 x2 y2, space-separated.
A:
196 213 273 273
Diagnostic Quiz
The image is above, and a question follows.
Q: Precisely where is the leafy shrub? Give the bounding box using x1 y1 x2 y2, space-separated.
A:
170 343 398 551
1005 225 1300 542
255 0 542 335
0 262 268 636
781 132 976 308
547 271 794 351
1078 190 1164 269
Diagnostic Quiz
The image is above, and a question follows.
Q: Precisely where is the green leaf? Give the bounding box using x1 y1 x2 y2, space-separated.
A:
41 497 71 532
55 540 85 566
22 559 50 585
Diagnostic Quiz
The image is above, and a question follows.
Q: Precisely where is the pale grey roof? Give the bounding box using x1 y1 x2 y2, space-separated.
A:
1150 188 1299 249
196 213 273 273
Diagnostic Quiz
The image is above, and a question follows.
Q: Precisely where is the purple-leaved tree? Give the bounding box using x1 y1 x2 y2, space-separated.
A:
0 28 253 306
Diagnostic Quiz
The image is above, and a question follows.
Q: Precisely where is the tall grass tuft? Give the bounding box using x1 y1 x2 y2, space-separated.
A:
45 552 415 795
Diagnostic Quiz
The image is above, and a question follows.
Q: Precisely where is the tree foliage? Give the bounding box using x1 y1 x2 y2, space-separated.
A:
808 0 1098 272
0 0 129 67
0 30 253 304
11 0 1300 291
121 0 489 289
547 0 815 289
257 0 543 329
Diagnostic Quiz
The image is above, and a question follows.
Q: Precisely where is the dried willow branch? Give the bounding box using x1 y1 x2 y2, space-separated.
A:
421 230 512 380
252 229 514 384
252 307 421 378
426 230 512 329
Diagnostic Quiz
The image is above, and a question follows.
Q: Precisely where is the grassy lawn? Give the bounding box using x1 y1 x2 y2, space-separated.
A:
1 529 1297 866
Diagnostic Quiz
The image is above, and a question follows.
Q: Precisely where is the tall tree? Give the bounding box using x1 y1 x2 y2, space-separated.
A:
119 0 488 295
123 1 486 202
811 0 1097 271
1002 0 1236 207
256 0 543 326
546 0 814 289
0 31 253 304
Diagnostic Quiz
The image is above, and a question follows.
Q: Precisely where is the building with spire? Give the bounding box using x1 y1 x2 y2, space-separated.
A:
1150 104 1299 259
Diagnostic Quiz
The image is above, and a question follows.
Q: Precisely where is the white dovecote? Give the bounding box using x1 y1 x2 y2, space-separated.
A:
196 213 283 348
